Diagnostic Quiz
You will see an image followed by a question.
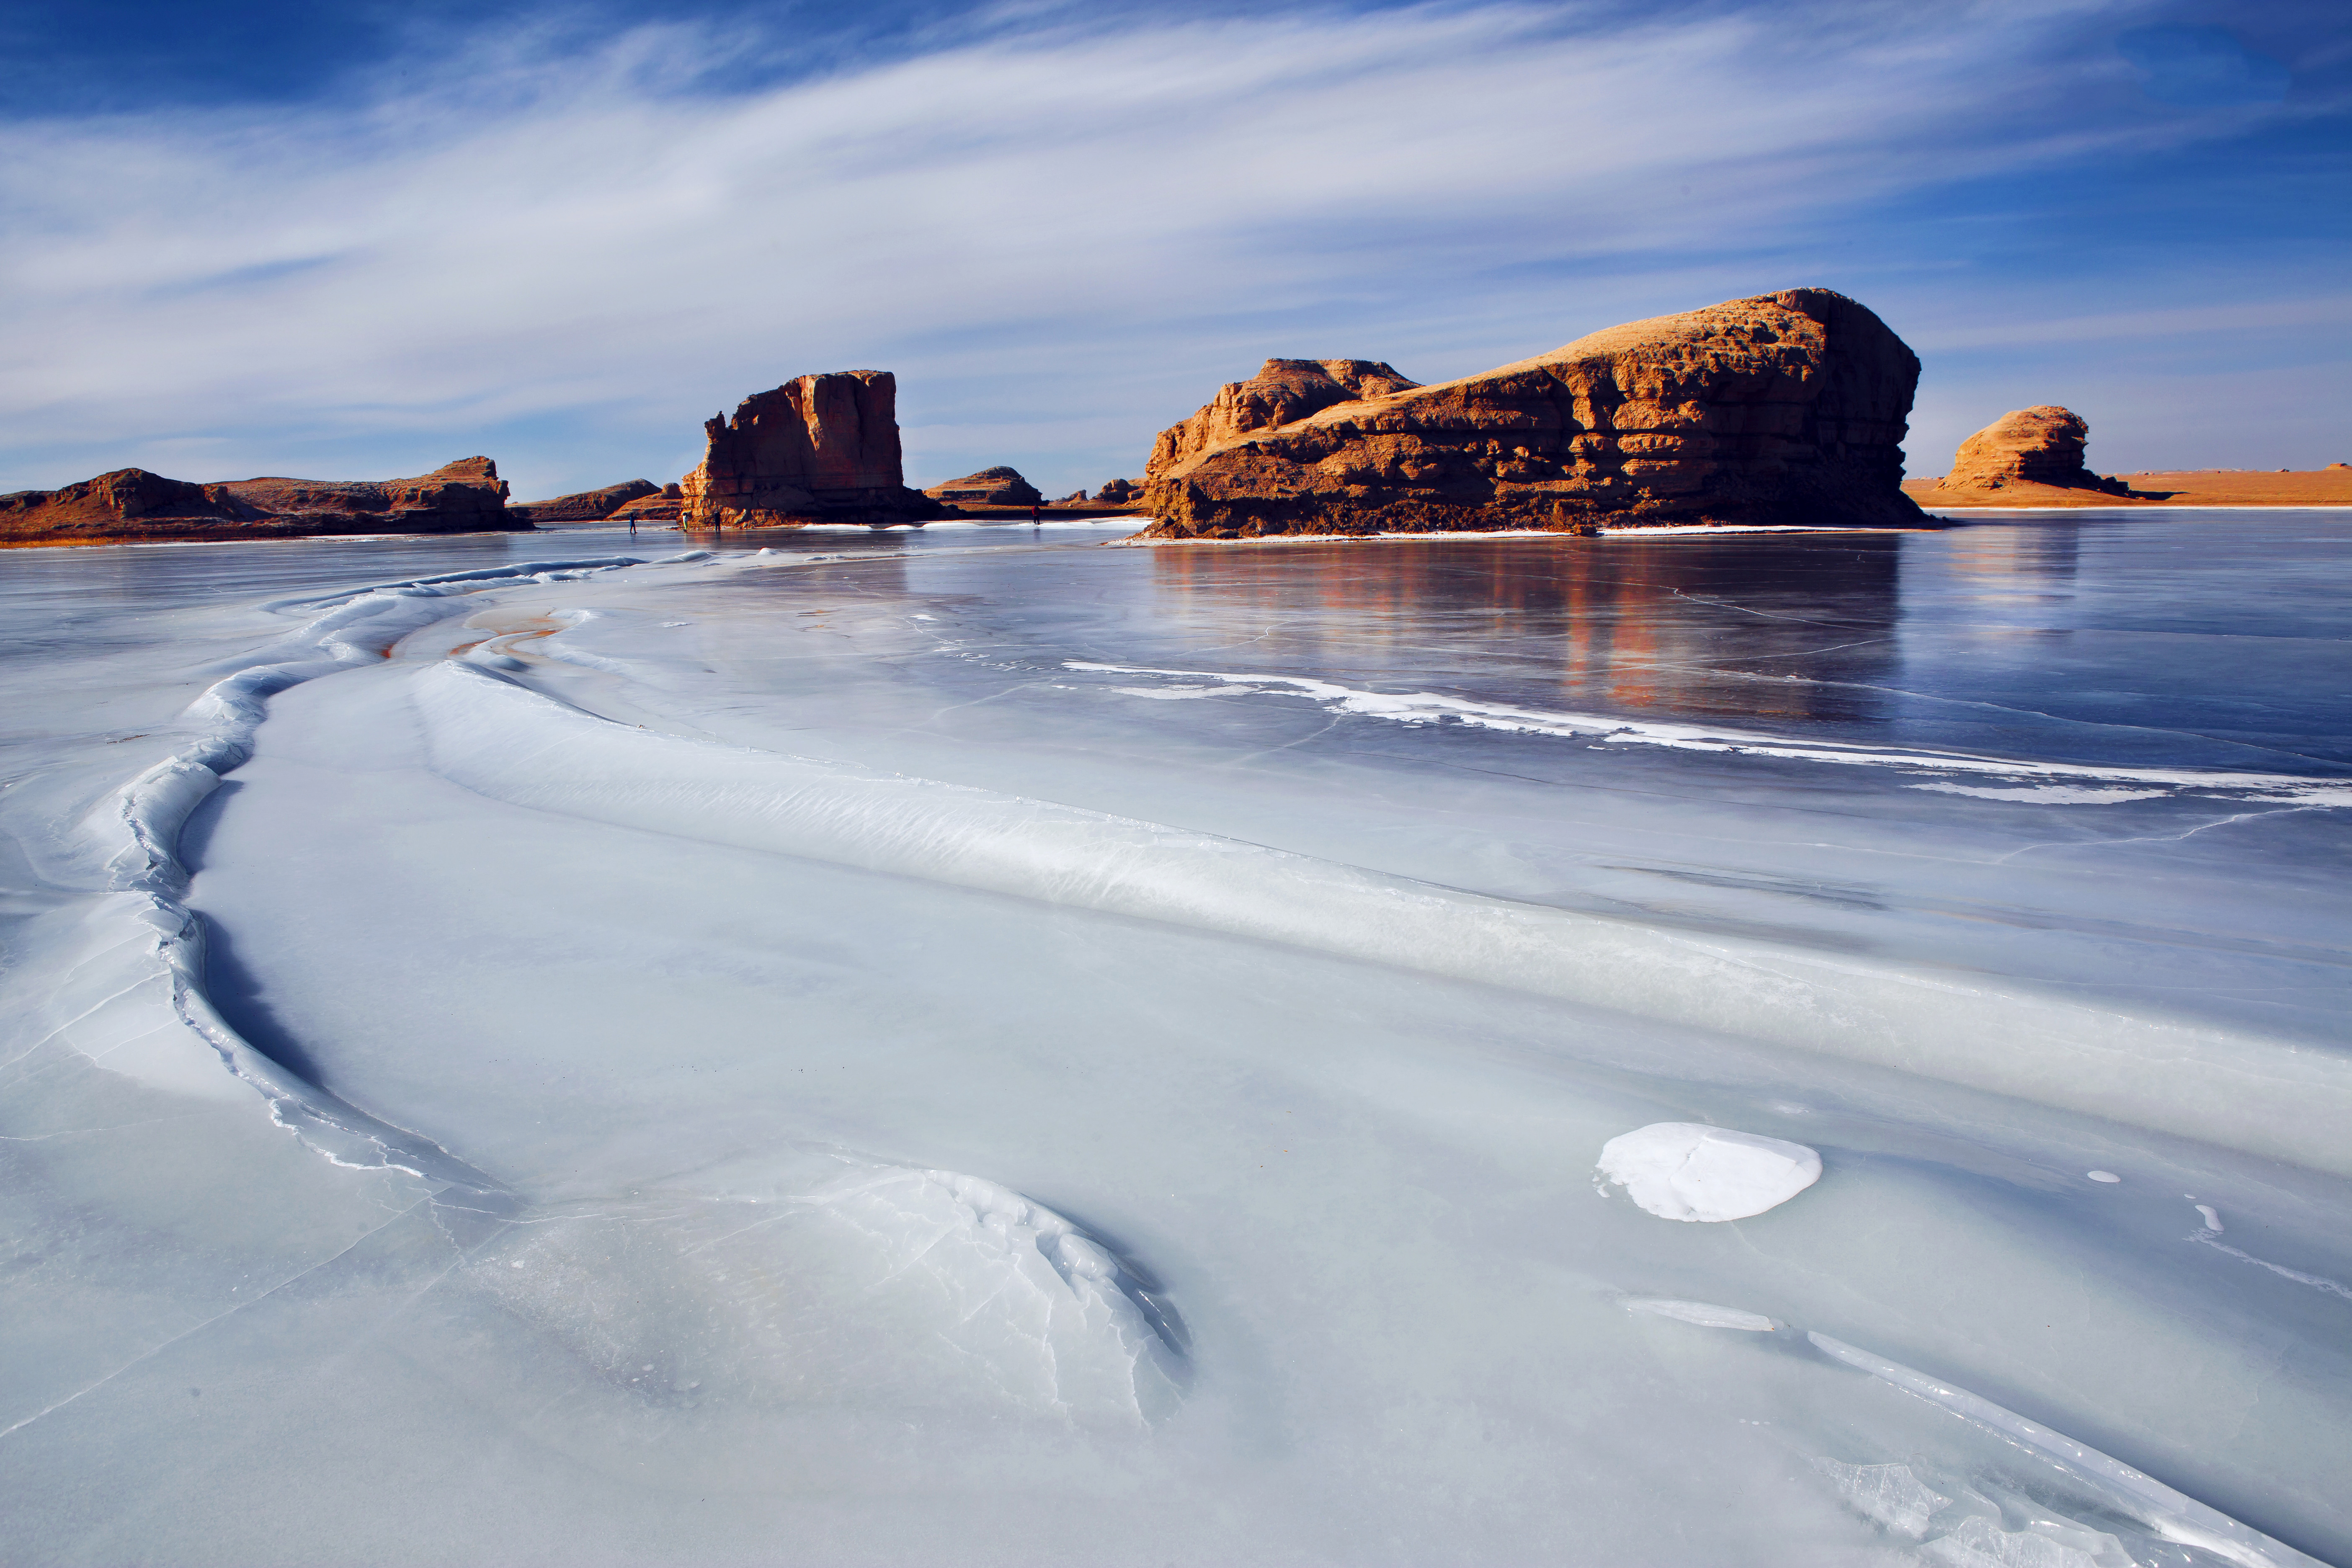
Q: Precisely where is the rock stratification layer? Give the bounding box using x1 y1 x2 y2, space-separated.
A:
2 457 518 545
1934 407 2129 496
1141 290 1923 538
923 467 1043 506
681 371 942 527
1149 359 1421 480
508 479 660 524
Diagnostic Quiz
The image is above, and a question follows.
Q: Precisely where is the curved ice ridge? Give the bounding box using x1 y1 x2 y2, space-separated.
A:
1068 661 2352 807
476 1163 1184 1424
1627 1297 2320 1565
414 661 2352 1175
1806 1333 2323 1568
79 554 680 1188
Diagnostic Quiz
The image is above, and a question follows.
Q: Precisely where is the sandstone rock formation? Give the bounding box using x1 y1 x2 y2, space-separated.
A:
681 371 942 527
1055 489 1090 505
1932 407 2129 495
1149 360 1421 480
1093 477 1142 506
1140 290 1923 539
611 483 683 524
923 467 1044 506
508 478 659 524
2 457 518 546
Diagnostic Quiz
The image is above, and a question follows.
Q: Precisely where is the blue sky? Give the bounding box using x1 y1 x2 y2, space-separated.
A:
1 0 2344 500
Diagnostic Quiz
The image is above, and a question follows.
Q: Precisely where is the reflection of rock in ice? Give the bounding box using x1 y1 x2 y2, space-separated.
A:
1595 1122 1821 1222
472 1163 1184 1426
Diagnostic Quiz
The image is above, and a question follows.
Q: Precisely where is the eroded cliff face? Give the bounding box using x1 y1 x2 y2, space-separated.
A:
1140 291 1923 538
1148 359 1422 481
681 371 942 527
1936 407 2129 495
923 467 1042 505
1 457 517 545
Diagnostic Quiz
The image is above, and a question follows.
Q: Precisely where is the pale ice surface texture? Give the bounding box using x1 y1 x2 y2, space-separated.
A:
3 513 2349 1566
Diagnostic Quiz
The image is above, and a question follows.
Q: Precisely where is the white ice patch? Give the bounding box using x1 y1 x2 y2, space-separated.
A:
1596 1122 1821 1222
1622 1296 1778 1331
1067 660 2352 808
1110 684 1261 700
2086 1171 2120 1183
1909 784 2170 804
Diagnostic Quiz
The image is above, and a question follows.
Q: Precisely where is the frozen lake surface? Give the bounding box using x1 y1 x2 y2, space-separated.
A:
3 512 2348 1565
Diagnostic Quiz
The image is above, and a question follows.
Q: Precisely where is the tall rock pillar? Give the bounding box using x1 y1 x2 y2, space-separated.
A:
681 371 943 527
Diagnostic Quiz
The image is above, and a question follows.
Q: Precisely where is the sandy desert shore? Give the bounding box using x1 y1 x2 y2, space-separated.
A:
1906 468 2352 509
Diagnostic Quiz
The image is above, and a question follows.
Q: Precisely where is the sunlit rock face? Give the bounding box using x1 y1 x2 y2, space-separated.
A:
1148 358 1424 479
1937 406 2131 495
0 457 517 544
681 371 944 527
1140 289 1924 538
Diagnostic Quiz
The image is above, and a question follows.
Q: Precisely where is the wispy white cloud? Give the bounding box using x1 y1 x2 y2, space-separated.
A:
0 0 2334 496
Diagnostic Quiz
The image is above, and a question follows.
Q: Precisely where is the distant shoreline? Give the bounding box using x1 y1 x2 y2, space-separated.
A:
1903 467 2352 509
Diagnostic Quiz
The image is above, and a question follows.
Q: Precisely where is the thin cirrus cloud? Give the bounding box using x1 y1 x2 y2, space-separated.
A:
0 0 2340 499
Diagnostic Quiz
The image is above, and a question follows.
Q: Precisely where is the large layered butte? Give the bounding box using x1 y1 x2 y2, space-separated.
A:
681 371 942 528
1141 290 1924 538
0 457 516 545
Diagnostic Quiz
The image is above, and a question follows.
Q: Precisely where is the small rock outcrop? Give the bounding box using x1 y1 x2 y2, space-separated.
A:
1140 290 1923 539
2 457 518 545
1054 489 1089 505
923 466 1044 506
681 371 942 527
611 482 683 524
1093 477 1143 506
1934 407 2130 495
508 478 659 524
1150 359 1421 479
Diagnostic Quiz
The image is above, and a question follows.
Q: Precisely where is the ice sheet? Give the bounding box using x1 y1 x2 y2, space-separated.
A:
3 515 2347 1564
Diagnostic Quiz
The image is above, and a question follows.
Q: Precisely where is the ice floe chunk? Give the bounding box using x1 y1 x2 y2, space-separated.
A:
1807 1332 2319 1568
1816 1459 1951 1539
2086 1170 2120 1183
1596 1122 1821 1222
1922 1513 2121 1568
